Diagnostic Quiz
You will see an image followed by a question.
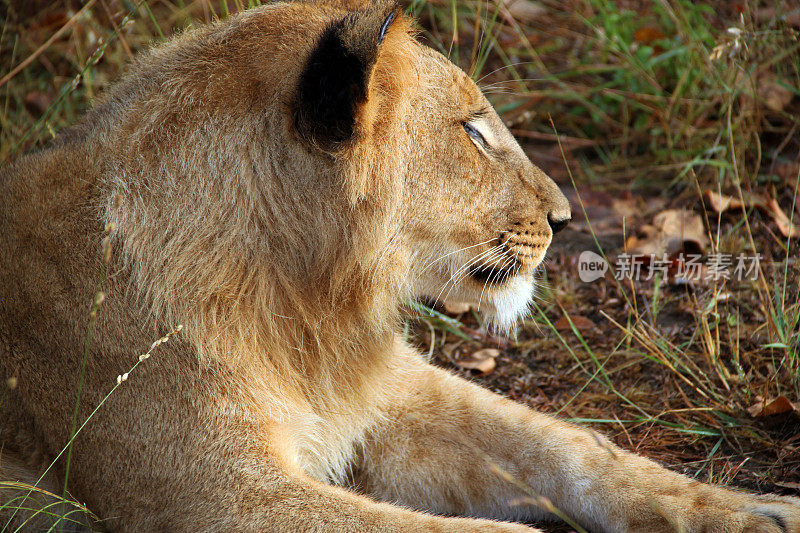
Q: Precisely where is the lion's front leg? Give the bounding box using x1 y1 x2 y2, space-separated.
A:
354 360 800 532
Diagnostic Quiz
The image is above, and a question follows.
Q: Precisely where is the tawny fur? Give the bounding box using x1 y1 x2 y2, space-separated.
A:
1 2 799 532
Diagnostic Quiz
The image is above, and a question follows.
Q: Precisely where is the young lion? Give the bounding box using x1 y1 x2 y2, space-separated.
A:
1 1 798 531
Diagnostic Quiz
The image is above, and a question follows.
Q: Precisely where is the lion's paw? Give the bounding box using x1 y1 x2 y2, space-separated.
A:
738 494 800 533
440 516 539 532
681 492 800 533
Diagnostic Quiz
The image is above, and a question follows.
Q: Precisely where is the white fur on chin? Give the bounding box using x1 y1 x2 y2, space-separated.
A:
477 274 534 335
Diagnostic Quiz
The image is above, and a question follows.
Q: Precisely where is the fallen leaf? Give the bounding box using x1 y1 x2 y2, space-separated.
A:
737 72 795 116
627 209 709 256
759 76 794 113
23 90 53 114
563 188 643 236
441 342 460 361
31 12 69 30
461 326 512 349
502 0 546 24
756 7 800 28
774 162 800 186
633 26 666 45
554 314 595 332
443 301 472 314
703 190 744 213
456 348 500 374
703 190 799 238
747 395 795 417
766 198 799 238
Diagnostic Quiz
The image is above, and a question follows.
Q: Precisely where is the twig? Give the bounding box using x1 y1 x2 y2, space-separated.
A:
511 128 598 147
0 0 99 90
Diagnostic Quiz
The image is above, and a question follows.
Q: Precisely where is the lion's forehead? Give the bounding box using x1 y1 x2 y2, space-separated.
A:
415 48 485 105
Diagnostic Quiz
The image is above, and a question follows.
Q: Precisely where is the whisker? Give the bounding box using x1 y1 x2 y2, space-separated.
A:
478 246 510 310
479 77 545 88
441 246 506 307
476 252 517 312
419 238 496 275
477 61 536 84
430 246 498 309
532 265 554 305
434 245 504 304
432 245 503 309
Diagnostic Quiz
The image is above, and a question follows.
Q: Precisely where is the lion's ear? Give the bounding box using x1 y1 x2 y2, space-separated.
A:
295 3 399 151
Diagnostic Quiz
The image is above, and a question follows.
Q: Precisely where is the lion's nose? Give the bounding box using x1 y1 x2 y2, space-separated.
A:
547 212 571 234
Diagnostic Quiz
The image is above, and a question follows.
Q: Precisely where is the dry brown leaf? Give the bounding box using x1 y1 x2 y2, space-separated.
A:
503 0 546 24
563 188 643 236
766 198 799 238
633 26 666 45
456 348 500 374
759 76 794 113
554 314 595 332
703 190 799 238
23 90 53 114
737 72 795 116
703 190 744 213
443 301 472 314
627 209 709 256
746 395 795 418
32 12 69 30
774 162 800 186
441 343 460 361
757 7 800 28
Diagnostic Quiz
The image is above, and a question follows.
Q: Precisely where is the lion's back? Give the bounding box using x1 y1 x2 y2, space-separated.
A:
0 137 103 385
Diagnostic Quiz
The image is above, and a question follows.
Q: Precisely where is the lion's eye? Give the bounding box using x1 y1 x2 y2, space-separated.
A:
462 122 487 146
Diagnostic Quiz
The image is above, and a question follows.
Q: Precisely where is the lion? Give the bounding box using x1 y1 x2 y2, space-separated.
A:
1 1 798 531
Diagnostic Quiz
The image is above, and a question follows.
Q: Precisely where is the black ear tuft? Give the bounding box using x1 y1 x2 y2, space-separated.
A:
295 4 399 151
378 11 396 44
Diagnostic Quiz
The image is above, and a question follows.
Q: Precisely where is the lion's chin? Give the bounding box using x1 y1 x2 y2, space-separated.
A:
475 274 535 335
438 274 534 336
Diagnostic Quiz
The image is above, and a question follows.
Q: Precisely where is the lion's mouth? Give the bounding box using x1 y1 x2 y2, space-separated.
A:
468 263 517 285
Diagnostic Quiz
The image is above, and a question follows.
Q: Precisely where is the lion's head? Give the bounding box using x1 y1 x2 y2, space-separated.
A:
399 46 571 331
291 1 571 332
98 0 570 366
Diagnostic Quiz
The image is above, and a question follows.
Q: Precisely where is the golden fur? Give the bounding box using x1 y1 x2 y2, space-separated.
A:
1 2 798 531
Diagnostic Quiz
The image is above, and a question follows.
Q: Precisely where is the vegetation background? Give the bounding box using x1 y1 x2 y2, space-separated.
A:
1 0 798 531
